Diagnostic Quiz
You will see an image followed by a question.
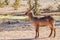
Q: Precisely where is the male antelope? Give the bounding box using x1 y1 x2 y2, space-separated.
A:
25 6 56 38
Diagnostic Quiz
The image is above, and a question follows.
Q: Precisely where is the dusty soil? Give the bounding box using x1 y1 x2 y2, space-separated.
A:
0 27 60 40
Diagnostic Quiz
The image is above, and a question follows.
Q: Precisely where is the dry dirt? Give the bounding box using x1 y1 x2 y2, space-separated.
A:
0 27 60 40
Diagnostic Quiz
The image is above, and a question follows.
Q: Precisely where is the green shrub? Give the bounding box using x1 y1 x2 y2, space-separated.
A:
4 0 9 5
24 17 29 21
0 2 4 8
13 0 21 10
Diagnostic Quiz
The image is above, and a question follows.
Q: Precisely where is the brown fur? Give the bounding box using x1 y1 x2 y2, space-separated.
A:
25 7 56 38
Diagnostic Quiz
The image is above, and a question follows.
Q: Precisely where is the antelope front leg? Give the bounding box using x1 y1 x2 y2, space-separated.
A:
35 26 39 38
49 24 56 38
48 24 53 37
49 28 53 37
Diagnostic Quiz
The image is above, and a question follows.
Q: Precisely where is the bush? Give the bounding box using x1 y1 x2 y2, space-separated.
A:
4 0 9 5
24 17 29 21
13 0 21 10
0 2 4 8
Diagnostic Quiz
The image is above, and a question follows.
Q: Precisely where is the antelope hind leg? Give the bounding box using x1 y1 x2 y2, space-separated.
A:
53 28 56 38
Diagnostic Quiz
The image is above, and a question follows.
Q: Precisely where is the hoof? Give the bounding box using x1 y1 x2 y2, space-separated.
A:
48 35 51 38
53 36 55 38
35 36 39 39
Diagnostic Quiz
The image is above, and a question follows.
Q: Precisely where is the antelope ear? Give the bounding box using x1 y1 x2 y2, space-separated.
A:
25 12 28 15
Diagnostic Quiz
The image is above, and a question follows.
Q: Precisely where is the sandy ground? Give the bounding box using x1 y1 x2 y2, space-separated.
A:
0 27 59 40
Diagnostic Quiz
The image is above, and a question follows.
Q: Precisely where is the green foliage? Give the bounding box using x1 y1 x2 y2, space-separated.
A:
33 0 40 15
24 17 29 21
4 0 9 5
0 1 4 8
28 0 31 9
13 0 21 10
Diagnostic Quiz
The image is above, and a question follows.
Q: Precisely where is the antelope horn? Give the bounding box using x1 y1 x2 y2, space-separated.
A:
26 5 34 13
